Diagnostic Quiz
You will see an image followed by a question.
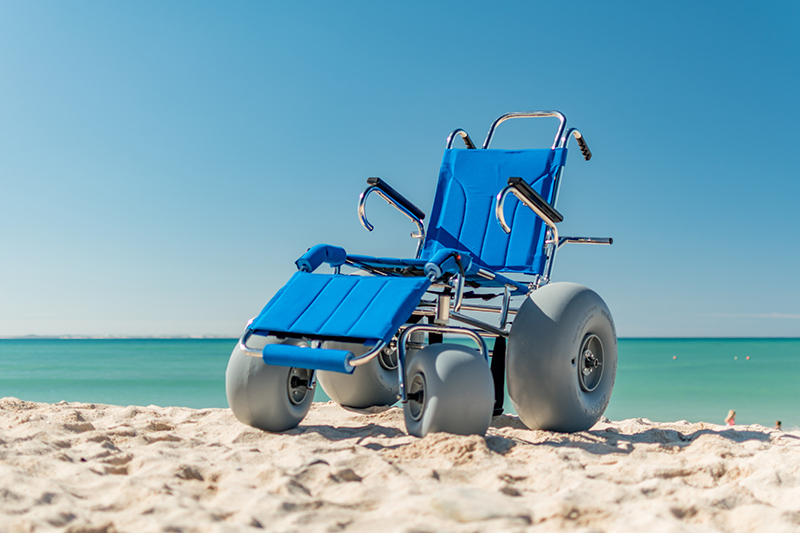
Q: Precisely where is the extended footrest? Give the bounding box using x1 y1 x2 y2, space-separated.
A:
262 344 355 374
247 271 432 372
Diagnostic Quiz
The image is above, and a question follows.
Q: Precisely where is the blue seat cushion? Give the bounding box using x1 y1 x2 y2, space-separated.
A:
248 272 431 345
421 148 566 274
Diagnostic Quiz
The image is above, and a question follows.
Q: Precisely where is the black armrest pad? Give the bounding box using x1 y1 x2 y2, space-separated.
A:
367 177 426 220
507 177 563 223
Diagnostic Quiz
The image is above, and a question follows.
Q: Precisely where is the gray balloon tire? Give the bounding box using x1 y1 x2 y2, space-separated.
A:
402 343 494 438
317 341 399 408
225 336 314 432
507 282 617 433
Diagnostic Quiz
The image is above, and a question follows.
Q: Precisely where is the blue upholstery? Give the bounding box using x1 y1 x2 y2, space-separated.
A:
262 344 355 373
296 244 347 272
421 148 566 274
249 271 431 344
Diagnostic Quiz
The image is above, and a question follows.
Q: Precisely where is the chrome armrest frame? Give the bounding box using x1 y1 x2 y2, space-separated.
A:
495 185 560 242
358 186 426 258
495 184 561 285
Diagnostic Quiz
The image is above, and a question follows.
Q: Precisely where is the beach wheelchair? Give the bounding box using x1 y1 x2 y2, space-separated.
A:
226 111 616 437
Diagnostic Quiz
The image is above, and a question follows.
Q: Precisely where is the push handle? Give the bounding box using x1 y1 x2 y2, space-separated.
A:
445 129 476 149
366 177 426 221
575 131 592 161
566 128 592 161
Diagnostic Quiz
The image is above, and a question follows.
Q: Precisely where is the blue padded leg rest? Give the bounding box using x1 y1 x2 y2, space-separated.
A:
262 344 355 374
249 270 432 348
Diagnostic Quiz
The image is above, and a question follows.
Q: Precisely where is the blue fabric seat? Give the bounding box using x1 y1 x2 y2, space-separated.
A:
423 148 565 274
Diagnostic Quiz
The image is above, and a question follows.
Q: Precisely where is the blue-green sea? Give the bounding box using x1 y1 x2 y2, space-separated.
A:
1 338 798 430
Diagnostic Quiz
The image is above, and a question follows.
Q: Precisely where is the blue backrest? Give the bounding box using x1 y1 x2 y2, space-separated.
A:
421 148 567 275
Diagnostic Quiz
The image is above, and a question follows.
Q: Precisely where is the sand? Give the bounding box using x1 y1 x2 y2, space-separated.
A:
1 398 800 533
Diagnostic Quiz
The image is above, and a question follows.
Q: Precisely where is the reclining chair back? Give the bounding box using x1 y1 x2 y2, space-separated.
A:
421 147 567 275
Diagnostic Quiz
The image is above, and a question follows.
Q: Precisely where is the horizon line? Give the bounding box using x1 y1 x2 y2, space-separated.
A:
1 335 799 341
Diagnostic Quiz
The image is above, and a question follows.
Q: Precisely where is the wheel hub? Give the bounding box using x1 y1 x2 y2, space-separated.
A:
577 334 604 392
407 373 426 421
378 345 398 370
287 367 313 405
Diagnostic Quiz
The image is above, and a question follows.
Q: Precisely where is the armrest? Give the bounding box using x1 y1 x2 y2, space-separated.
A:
507 177 563 223
358 178 426 256
366 177 425 221
496 177 563 236
296 244 347 273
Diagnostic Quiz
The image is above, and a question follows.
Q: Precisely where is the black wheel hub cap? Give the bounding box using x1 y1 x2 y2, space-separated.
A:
578 334 604 393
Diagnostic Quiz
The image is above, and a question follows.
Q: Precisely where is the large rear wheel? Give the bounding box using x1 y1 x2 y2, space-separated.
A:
317 341 399 408
507 282 617 432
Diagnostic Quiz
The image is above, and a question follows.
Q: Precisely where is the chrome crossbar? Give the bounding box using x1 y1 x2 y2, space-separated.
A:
483 111 567 150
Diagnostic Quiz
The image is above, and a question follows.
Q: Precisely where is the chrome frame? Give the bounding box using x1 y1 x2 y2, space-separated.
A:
495 183 561 284
557 236 613 249
358 185 426 258
396 324 488 402
483 111 567 150
237 329 387 371
446 129 476 149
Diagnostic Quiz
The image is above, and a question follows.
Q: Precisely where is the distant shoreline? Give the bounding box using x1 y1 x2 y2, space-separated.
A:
2 336 798 341
0 335 238 340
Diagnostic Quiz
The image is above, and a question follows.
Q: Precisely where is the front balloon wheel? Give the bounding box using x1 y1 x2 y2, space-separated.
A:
225 335 315 432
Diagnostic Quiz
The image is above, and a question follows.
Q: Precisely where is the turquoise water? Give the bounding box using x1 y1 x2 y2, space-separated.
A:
1 338 798 429
605 338 800 429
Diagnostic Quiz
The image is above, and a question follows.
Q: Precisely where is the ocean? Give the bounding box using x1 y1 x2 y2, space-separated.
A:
1 338 798 430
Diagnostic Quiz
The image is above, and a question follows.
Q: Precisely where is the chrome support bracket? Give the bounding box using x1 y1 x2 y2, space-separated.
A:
397 324 488 402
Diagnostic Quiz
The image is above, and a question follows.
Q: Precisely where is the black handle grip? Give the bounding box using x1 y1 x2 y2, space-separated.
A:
367 177 426 221
507 177 563 223
576 134 592 161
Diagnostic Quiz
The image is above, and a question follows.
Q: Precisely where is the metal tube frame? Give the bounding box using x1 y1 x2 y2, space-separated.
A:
396 324 488 402
495 184 561 284
557 236 613 249
237 329 387 370
483 111 567 150
358 186 426 258
446 129 477 149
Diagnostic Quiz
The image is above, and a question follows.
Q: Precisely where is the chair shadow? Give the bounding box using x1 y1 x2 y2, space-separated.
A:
488 414 777 456
280 413 781 458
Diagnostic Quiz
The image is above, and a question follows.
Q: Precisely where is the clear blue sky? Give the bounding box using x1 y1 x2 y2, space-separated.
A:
1 2 798 338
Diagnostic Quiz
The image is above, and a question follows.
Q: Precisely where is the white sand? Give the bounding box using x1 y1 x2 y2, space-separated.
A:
1 398 800 532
